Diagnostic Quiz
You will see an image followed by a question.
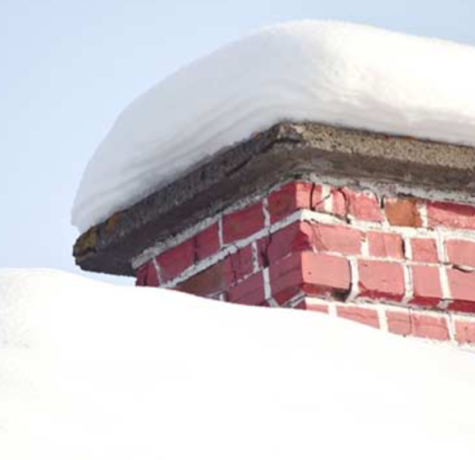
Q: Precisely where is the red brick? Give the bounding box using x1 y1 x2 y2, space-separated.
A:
136 264 149 286
228 245 254 284
447 268 475 313
156 239 195 282
410 238 438 263
223 203 265 243
336 305 380 329
154 225 220 283
449 301 475 313
269 252 303 305
446 239 475 268
177 259 233 297
330 188 347 217
267 182 323 223
227 272 266 306
454 320 475 344
256 236 269 268
268 183 298 223
386 310 449 341
410 265 443 307
301 252 351 297
291 299 305 309
343 188 383 222
258 222 313 267
367 232 404 260
305 222 363 256
384 198 422 227
427 201 475 230
194 224 220 261
310 184 327 211
357 260 405 302
447 267 475 301
273 288 300 306
259 221 362 268
146 262 160 287
269 252 351 304
298 300 329 313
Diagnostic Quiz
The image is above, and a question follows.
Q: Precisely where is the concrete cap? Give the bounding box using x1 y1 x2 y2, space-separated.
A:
73 122 475 276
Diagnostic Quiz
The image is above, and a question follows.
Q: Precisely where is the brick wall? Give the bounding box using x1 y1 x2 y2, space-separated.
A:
134 180 475 347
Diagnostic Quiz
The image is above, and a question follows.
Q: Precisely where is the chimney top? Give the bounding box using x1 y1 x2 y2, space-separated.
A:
73 122 475 276
71 21 475 236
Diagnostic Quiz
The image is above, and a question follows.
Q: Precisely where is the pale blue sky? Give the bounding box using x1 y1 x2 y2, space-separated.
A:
1 0 474 285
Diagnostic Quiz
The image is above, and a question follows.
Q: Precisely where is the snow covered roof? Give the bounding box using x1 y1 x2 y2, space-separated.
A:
2 268 475 459
72 20 475 234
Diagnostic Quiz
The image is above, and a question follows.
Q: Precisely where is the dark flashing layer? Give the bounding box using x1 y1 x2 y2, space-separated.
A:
73 122 475 276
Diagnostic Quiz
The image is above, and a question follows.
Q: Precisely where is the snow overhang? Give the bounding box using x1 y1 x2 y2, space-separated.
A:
73 122 475 276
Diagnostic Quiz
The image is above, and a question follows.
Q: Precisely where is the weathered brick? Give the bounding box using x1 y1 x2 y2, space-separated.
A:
156 239 195 282
386 310 449 341
330 188 347 217
269 252 303 305
336 305 380 329
446 239 475 268
256 236 269 268
427 201 475 230
227 272 266 306
367 231 404 260
259 221 362 268
194 223 220 261
454 320 475 344
269 252 351 304
268 183 299 223
384 198 422 227
268 181 323 223
410 265 443 307
298 300 329 313
223 202 265 244
228 245 254 284
301 252 351 298
447 268 475 313
449 301 475 314
147 262 160 287
152 225 220 284
258 222 313 267
177 259 233 297
410 238 438 263
305 222 363 256
357 260 405 302
343 188 383 222
136 264 149 287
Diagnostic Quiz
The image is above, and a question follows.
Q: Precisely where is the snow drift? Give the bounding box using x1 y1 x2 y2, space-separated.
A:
1 268 475 459
72 20 475 232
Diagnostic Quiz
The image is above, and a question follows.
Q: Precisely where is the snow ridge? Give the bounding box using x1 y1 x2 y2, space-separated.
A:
2 268 475 459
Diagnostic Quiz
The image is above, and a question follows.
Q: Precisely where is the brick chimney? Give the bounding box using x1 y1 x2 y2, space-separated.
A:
74 122 475 347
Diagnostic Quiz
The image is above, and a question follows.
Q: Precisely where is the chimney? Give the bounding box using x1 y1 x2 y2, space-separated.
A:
74 122 475 346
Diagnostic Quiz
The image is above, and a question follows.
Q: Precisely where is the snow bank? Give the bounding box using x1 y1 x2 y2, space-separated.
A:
1 268 475 459
72 21 475 232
